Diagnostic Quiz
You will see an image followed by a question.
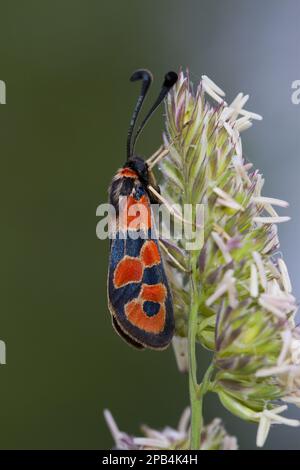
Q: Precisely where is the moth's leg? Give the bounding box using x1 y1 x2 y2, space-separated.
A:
146 134 181 169
158 239 189 273
147 148 170 169
146 145 164 165
147 185 200 228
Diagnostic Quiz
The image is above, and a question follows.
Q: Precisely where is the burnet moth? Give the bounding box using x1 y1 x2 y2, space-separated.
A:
107 69 178 350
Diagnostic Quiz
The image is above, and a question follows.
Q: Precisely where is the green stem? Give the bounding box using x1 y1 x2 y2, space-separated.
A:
188 263 202 450
184 154 210 449
188 260 213 450
188 363 202 449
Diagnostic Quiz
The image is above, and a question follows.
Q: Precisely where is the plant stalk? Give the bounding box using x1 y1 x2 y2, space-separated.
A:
188 262 202 449
188 260 213 449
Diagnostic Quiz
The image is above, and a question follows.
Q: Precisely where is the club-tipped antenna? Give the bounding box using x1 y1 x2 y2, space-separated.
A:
127 69 153 160
131 71 178 156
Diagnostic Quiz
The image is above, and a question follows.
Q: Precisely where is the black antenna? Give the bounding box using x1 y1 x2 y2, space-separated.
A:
127 69 153 160
131 71 178 156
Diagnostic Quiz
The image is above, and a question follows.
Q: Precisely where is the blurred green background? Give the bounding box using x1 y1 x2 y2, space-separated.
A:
0 0 299 450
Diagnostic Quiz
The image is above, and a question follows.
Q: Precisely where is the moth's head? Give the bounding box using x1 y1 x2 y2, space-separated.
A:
124 156 149 184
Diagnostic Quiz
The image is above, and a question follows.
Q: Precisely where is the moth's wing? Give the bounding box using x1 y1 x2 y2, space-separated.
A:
108 232 145 348
108 228 174 350
111 316 144 350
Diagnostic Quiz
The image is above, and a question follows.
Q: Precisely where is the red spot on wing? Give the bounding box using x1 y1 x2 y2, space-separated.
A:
114 257 143 288
141 240 161 267
140 284 167 303
125 300 166 334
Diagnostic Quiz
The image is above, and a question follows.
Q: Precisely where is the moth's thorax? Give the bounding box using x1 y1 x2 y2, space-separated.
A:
109 155 159 210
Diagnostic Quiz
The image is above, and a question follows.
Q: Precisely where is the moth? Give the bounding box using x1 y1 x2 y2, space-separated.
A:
107 69 178 350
